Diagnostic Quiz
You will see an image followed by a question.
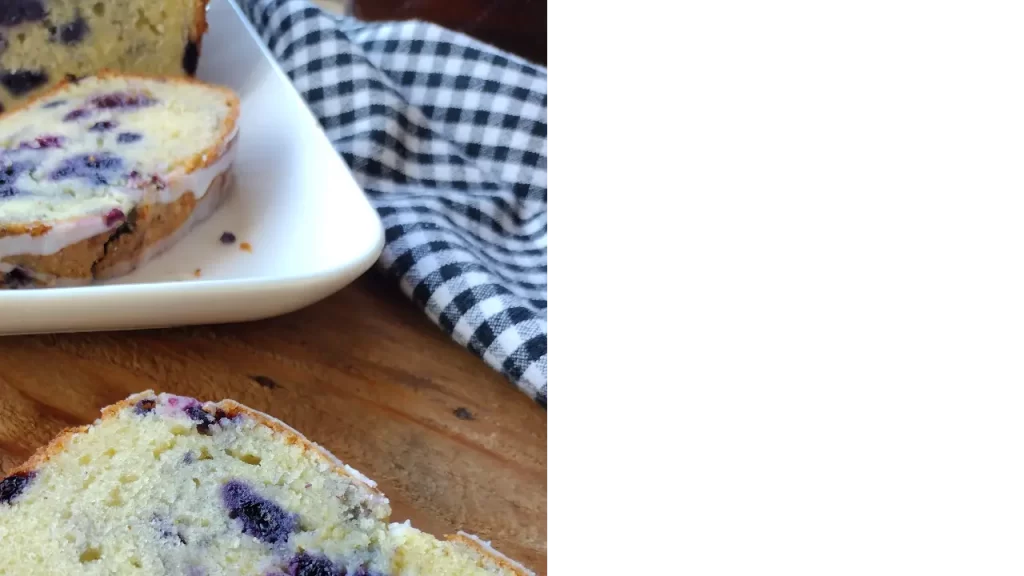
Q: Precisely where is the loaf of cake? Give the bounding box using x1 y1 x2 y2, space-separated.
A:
0 392 535 575
0 0 209 111
0 72 239 288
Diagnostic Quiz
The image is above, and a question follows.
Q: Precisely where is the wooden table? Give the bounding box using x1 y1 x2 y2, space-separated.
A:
0 270 547 573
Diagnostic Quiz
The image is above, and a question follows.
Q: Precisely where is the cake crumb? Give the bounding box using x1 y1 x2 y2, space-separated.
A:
239 242 252 253
193 268 202 277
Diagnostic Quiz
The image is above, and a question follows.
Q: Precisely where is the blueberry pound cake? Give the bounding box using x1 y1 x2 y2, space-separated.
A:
0 392 535 576
0 72 239 287
0 0 209 110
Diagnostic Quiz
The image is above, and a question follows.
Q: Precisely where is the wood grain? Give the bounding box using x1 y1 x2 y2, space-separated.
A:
0 270 547 574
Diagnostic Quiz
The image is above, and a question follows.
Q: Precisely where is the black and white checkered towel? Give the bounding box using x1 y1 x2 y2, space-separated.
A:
241 0 548 407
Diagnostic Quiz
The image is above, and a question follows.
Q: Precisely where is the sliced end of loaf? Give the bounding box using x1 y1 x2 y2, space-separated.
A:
0 391 534 575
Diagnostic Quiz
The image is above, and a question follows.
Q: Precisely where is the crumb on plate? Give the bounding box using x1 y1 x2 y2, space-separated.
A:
193 268 202 278
219 231 236 244
240 242 252 253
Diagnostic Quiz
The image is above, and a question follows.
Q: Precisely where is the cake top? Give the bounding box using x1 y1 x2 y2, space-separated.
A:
0 73 238 229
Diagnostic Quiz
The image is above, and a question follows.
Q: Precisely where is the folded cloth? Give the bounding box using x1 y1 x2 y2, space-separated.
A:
242 0 548 407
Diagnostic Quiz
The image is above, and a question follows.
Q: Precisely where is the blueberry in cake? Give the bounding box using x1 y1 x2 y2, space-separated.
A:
0 392 535 575
0 71 239 288
0 0 209 111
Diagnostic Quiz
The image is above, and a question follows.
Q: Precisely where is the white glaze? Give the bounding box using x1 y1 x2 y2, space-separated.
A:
0 214 110 258
0 132 238 262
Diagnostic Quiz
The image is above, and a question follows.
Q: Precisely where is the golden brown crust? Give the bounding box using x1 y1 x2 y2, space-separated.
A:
213 399 388 501
0 223 51 240
192 0 211 42
10 391 387 500
91 170 229 280
9 424 89 476
1 230 115 282
92 192 198 279
446 534 536 576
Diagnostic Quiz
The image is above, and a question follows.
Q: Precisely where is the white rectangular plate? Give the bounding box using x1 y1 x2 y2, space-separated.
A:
0 0 384 335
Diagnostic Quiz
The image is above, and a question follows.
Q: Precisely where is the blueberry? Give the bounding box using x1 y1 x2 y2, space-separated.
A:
0 160 32 180
0 471 34 504
288 553 340 576
50 153 122 185
0 69 48 96
183 41 199 76
0 0 46 26
105 208 125 227
88 120 116 132
3 267 32 288
50 14 87 45
124 171 166 191
219 232 236 244
220 480 297 544
90 92 155 110
105 208 137 243
36 135 62 148
134 399 156 415
183 405 218 435
42 99 65 109
62 108 89 122
117 132 142 144
20 135 63 149
0 159 33 196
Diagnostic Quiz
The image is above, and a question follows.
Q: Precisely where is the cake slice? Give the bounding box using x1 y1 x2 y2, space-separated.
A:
0 72 239 288
0 0 209 111
0 391 535 575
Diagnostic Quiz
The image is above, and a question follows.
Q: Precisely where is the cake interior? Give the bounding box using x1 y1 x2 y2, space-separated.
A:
0 0 201 110
0 395 393 575
0 393 531 576
0 74 233 227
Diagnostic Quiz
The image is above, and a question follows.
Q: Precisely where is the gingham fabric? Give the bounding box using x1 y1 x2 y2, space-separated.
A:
241 0 548 407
